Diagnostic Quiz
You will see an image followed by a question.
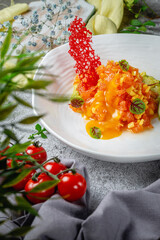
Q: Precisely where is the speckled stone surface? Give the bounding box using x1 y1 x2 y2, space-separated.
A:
3 0 160 212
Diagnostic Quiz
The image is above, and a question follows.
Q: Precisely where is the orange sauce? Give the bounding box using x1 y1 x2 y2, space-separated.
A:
86 119 122 140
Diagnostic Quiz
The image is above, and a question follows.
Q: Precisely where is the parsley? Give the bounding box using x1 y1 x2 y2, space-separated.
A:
28 124 48 140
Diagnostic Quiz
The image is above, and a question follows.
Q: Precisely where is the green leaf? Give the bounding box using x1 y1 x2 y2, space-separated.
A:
141 5 148 11
19 115 45 124
29 179 59 193
13 52 37 59
70 89 84 108
130 98 146 114
11 159 19 168
130 19 142 26
0 104 17 121
70 96 84 108
24 80 52 89
135 13 140 18
119 60 129 71
0 92 9 106
0 137 10 151
35 123 42 131
133 31 141 34
13 94 32 108
7 226 33 237
17 54 44 68
143 20 156 26
41 132 47 139
126 26 136 30
89 127 101 139
3 168 32 188
5 141 31 155
15 196 38 216
124 0 135 9
138 26 147 32
28 134 34 140
14 154 34 163
49 95 70 102
1 25 12 59
4 129 19 143
120 30 132 33
28 124 48 140
0 65 41 79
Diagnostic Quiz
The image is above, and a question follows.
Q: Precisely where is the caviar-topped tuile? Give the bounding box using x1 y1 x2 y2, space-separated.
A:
68 17 159 140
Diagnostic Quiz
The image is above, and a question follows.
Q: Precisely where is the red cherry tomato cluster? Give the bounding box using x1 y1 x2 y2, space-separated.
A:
25 157 87 204
1 143 87 204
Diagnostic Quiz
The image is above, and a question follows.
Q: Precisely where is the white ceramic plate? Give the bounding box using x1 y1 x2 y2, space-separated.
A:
33 34 160 163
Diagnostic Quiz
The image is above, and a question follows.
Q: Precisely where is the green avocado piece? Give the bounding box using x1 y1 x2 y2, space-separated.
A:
142 73 160 95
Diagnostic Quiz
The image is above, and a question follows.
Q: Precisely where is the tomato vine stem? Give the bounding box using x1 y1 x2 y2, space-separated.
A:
41 156 60 166
29 159 59 181
56 168 76 176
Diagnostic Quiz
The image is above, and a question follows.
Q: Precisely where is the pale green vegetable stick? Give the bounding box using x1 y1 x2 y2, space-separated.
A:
0 3 29 24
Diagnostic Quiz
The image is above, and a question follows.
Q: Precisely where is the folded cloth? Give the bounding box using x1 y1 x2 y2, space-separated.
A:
86 0 124 34
1 159 160 240
77 180 160 240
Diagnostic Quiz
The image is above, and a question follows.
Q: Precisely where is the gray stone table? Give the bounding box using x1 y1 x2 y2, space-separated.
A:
1 0 160 212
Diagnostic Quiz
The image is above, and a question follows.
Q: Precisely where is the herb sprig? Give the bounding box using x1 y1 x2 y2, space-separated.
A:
28 124 48 140
121 19 156 34
122 0 157 34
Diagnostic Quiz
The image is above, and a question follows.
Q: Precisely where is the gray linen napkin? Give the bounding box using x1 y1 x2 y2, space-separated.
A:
77 180 160 240
1 159 160 240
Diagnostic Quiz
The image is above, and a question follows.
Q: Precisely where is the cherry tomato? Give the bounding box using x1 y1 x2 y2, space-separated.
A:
6 153 36 191
0 145 10 154
0 146 10 160
25 142 47 164
7 153 23 168
58 172 87 202
25 173 55 204
43 160 66 178
13 164 36 191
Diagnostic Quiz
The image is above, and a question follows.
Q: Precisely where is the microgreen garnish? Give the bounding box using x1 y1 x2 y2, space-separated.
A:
28 124 47 140
89 127 101 139
129 98 146 114
148 82 160 87
119 60 129 72
70 96 84 108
